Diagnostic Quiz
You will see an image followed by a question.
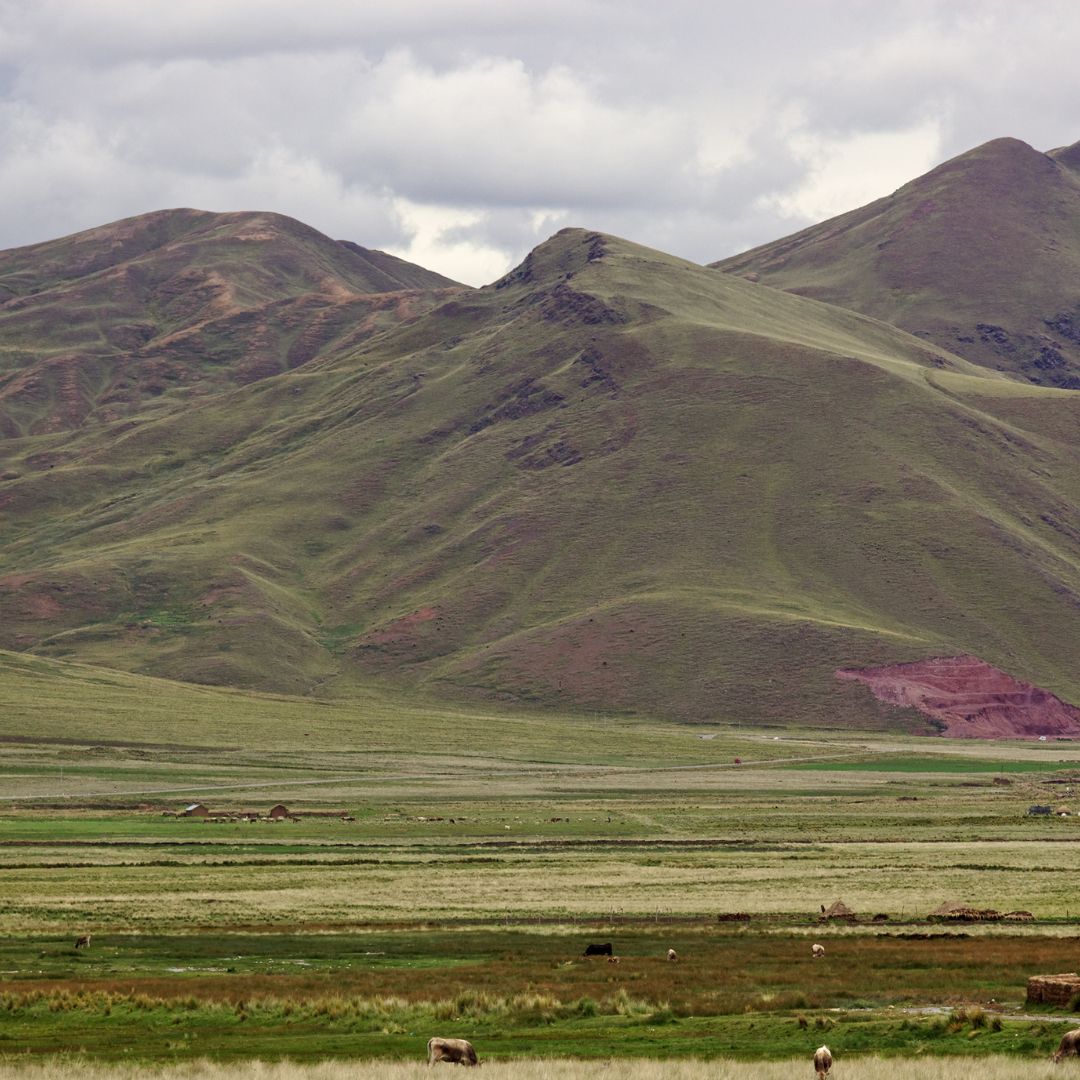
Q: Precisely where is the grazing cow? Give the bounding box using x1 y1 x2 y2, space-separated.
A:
814 1045 832 1079
74 933 92 950
811 943 825 959
1053 1028 1080 1063
583 942 613 957
427 1037 479 1067
667 948 678 962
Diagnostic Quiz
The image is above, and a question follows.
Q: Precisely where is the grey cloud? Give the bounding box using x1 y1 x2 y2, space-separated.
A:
1 0 1080 283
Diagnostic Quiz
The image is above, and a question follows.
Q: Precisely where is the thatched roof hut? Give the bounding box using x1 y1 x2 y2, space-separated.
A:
820 899 856 921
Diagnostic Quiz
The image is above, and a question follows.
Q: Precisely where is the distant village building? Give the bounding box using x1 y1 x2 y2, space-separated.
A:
268 804 291 820
180 803 209 817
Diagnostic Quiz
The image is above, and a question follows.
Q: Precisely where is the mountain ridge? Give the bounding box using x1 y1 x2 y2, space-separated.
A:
7 219 1080 731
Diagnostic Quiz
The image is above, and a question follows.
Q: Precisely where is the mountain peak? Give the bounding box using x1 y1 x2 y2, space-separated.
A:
969 135 1036 155
0 207 464 433
911 135 1056 196
713 133 1080 387
491 228 609 290
1 208 461 293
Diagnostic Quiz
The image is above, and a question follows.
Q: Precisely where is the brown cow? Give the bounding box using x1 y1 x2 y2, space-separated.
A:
427 1037 479 1067
814 1044 832 1079
1053 1028 1080 1063
74 933 92 950
811 943 825 959
667 948 678 962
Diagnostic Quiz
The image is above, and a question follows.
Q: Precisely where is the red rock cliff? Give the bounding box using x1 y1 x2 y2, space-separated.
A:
835 654 1080 738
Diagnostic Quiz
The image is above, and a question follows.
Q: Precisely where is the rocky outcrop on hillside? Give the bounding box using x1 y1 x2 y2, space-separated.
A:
836 655 1080 738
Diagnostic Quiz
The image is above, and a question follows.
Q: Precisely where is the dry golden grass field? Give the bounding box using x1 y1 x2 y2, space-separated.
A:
0 1056 1074 1079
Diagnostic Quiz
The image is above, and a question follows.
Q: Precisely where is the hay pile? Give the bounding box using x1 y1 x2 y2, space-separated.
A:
1027 973 1080 1007
927 901 1002 922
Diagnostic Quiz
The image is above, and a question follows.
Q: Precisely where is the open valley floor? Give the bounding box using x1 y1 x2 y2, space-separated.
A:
4 659 1080 1066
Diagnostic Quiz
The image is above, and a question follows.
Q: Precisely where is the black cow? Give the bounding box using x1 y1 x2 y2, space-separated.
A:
583 942 613 957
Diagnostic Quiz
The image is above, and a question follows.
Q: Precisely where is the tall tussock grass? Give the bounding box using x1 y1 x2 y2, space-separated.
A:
0 987 669 1028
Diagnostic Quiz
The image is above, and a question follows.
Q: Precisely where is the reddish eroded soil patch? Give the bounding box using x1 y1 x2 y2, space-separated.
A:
354 606 443 659
25 593 63 619
836 654 1080 738
0 573 63 620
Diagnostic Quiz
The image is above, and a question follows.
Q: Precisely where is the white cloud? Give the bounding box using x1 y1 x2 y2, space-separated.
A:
335 51 695 210
763 120 944 223
0 1 1079 278
386 198 510 287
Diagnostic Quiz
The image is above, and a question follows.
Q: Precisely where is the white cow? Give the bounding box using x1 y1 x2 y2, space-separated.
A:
814 1045 832 1079
427 1037 479 1067
1053 1028 1080 1063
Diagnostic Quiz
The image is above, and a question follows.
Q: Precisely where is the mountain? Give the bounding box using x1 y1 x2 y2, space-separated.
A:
713 137 1080 388
7 221 1080 732
0 208 462 436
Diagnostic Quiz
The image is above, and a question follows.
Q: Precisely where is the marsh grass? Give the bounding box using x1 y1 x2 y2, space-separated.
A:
0 930 1065 1014
0 931 1076 1062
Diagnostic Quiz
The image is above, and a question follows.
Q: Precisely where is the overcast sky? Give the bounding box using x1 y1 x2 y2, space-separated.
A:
2 0 1080 285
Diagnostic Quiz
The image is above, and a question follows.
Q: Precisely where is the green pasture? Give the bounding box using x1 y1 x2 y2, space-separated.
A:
1 929 1079 1062
786 756 1071 773
1 997 1071 1064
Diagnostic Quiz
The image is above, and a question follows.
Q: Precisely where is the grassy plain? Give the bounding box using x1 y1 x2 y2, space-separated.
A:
5 658 1080 1065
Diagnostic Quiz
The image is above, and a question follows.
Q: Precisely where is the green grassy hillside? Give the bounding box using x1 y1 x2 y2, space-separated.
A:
713 137 1080 388
0 647 764 769
6 225 1080 728
0 209 462 436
